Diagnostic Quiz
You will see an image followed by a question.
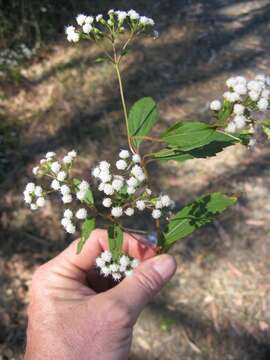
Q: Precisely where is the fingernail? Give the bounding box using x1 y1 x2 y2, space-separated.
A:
152 254 177 281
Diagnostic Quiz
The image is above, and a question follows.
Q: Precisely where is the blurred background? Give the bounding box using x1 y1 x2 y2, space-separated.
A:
1 0 270 359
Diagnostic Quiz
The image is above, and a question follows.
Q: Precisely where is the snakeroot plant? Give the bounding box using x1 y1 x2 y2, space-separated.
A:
23 9 270 280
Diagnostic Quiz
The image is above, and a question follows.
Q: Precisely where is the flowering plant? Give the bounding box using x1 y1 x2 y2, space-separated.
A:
23 9 270 280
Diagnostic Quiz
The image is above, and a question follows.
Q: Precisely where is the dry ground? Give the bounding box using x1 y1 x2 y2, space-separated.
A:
1 1 270 359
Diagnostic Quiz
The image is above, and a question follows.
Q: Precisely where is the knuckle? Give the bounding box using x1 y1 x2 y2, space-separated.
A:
134 267 163 298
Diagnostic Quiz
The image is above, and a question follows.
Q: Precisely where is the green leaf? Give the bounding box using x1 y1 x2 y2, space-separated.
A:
73 178 94 206
128 97 158 149
95 57 107 63
215 100 233 127
108 224 124 262
77 217 96 254
162 122 236 151
160 192 236 251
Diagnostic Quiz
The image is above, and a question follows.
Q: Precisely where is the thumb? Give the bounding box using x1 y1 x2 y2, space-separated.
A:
108 254 177 323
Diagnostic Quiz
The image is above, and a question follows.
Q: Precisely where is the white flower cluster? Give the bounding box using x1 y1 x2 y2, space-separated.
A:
65 9 155 43
210 74 270 134
95 250 140 280
60 207 88 234
23 182 45 210
92 149 173 219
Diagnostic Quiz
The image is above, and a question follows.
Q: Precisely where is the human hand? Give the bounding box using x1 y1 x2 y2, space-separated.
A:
25 229 176 360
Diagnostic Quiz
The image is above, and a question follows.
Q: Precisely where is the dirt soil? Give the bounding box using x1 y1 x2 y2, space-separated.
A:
1 1 270 359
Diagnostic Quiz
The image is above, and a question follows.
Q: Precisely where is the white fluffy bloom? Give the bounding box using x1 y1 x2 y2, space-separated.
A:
127 177 138 187
76 191 86 201
30 204 38 210
36 197 45 207
85 16 94 24
67 32 80 42
131 165 144 178
152 209 161 219
233 104 245 115
132 154 141 163
225 122 237 133
92 166 100 178
119 149 130 159
99 171 112 183
247 80 263 92
61 217 71 228
60 184 70 195
140 16 154 26
111 207 123 217
128 10 140 20
51 179 60 190
116 159 127 170
234 84 247 95
117 11 127 22
26 182 35 193
127 186 136 195
102 198 112 208
136 200 145 211
63 209 73 219
155 199 163 209
68 150 77 158
65 26 75 35
46 151 56 159
261 89 270 98
57 171 67 181
101 266 111 277
32 166 39 175
63 155 73 164
98 183 105 192
76 208 87 219
223 91 240 102
101 250 112 262
76 14 86 26
136 173 146 182
112 272 122 281
99 161 110 171
249 91 260 101
34 186 43 197
109 264 119 272
125 207 134 216
210 100 222 111
161 195 171 207
96 257 105 268
83 23 92 34
112 179 124 191
119 255 130 267
103 184 114 196
146 188 152 195
62 194 72 203
66 222 76 234
96 14 103 21
40 159 46 165
24 194 32 204
51 161 61 173
258 98 268 111
234 115 246 129
79 180 89 191
226 77 238 88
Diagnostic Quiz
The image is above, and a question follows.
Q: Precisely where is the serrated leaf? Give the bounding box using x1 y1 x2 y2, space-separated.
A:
108 224 123 262
77 217 95 254
160 192 236 251
128 97 158 149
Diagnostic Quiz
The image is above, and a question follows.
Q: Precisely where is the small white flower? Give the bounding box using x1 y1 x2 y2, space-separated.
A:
76 191 86 201
46 151 56 159
125 207 134 216
233 104 245 115
103 184 114 196
119 255 130 267
226 77 237 88
103 198 112 208
235 76 247 84
131 259 140 268
68 150 77 158
131 165 143 178
99 171 112 183
24 194 32 204
98 183 105 192
79 180 89 191
155 199 163 209
30 203 38 210
32 166 39 175
85 16 94 24
117 11 127 22
146 188 152 195
76 208 87 220
36 197 45 207
34 186 43 197
161 195 171 207
92 166 100 178
96 257 105 268
234 84 247 95
96 14 103 21
119 149 130 159
57 171 67 181
127 177 138 187
258 98 268 111
50 179 60 190
65 25 75 35
61 217 71 228
66 222 76 234
132 154 141 163
68 31 80 43
248 138 256 147
247 80 263 92
223 91 240 102
101 266 111 277
51 161 61 173
62 194 72 203
60 185 70 195
99 161 110 171
25 182 35 193
76 14 87 26
152 209 161 219
108 9 115 15
83 23 92 34
210 100 222 111
112 179 124 191
40 159 46 164
119 264 127 272
112 272 122 281
63 209 73 219
111 207 123 217
101 250 112 262
249 91 260 101
136 173 146 182
128 10 140 20
262 89 270 98
63 155 73 164
109 264 119 272
116 159 127 170
136 200 145 211
127 186 136 195
225 122 237 133
234 115 246 130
